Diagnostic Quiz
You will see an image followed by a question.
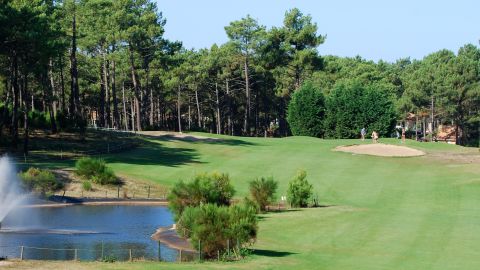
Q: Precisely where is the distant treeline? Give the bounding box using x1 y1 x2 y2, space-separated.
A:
0 0 478 153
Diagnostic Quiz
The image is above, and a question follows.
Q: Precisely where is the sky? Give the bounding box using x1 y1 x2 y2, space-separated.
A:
155 0 480 62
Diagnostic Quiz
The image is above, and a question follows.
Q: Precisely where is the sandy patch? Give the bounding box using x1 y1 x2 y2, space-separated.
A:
51 169 168 199
0 261 12 267
151 227 195 252
335 143 425 157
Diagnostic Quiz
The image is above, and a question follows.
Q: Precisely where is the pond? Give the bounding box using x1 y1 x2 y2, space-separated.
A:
0 205 180 261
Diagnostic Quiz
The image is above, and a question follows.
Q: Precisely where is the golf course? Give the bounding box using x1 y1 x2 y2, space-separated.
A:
1 1 479 269
8 132 480 270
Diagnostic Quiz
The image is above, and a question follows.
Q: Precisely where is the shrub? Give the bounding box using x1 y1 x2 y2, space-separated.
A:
91 168 119 185
19 168 64 195
102 255 117 263
82 180 92 191
177 203 257 259
75 157 119 185
287 82 326 137
75 157 105 179
28 110 50 129
168 172 235 221
248 177 278 212
287 170 313 208
324 81 397 138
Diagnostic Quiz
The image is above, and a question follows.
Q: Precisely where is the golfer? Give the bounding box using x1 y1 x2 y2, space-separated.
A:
372 131 379 143
361 127 366 141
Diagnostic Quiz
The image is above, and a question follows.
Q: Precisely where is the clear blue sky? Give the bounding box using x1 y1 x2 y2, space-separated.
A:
155 0 479 62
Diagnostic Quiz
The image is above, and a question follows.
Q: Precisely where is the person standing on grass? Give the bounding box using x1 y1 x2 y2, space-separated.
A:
401 128 406 143
372 131 378 143
361 127 366 141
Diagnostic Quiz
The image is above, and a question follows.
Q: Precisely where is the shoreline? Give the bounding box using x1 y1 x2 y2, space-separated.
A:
151 227 196 252
20 198 168 208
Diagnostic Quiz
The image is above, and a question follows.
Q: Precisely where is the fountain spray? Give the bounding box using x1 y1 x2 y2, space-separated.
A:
0 156 26 229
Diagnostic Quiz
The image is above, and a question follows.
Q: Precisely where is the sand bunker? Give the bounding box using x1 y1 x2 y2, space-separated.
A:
335 143 425 157
0 261 12 267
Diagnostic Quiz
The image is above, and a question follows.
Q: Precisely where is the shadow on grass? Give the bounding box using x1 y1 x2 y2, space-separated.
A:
13 134 203 170
252 249 296 257
104 139 202 167
315 204 336 208
141 134 257 147
266 209 302 213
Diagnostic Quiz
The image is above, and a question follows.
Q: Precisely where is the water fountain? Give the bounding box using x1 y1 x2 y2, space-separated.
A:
0 156 178 261
0 156 26 230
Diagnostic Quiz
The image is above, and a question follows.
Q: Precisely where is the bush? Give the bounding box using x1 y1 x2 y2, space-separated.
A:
102 255 117 263
91 168 119 185
287 82 326 137
324 81 397 138
248 177 278 212
287 170 313 208
75 157 119 185
28 110 50 129
75 157 105 179
177 203 257 259
168 172 235 221
19 168 64 195
82 180 92 191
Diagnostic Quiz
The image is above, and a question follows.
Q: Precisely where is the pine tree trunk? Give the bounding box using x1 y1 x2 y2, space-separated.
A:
431 95 434 137
49 59 57 115
226 78 232 136
0 79 10 139
188 96 191 130
129 45 142 131
111 49 119 129
130 97 135 132
215 82 221 134
415 112 418 141
195 88 201 128
70 10 80 120
157 96 161 127
22 72 29 155
11 54 19 149
0 79 10 137
99 65 106 127
48 62 57 133
122 81 128 131
244 58 250 135
103 52 110 128
177 86 182 133
59 55 66 113
147 67 154 127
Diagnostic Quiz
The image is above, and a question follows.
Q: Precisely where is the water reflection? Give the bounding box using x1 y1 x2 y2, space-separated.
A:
0 205 177 261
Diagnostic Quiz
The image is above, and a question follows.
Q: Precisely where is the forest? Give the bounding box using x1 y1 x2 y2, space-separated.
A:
0 0 479 155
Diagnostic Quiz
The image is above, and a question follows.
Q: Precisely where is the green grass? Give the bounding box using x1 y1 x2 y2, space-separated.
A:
19 133 480 270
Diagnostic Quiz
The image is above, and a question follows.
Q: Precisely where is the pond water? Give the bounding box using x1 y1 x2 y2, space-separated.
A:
0 205 179 261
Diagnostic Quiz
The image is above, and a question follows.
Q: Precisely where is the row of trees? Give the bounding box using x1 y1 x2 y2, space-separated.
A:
287 82 397 138
0 0 478 150
311 52 479 145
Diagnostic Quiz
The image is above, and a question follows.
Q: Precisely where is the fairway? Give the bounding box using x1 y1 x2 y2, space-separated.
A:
19 133 480 270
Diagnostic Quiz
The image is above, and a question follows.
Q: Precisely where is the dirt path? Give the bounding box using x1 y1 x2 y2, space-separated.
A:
335 143 425 157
